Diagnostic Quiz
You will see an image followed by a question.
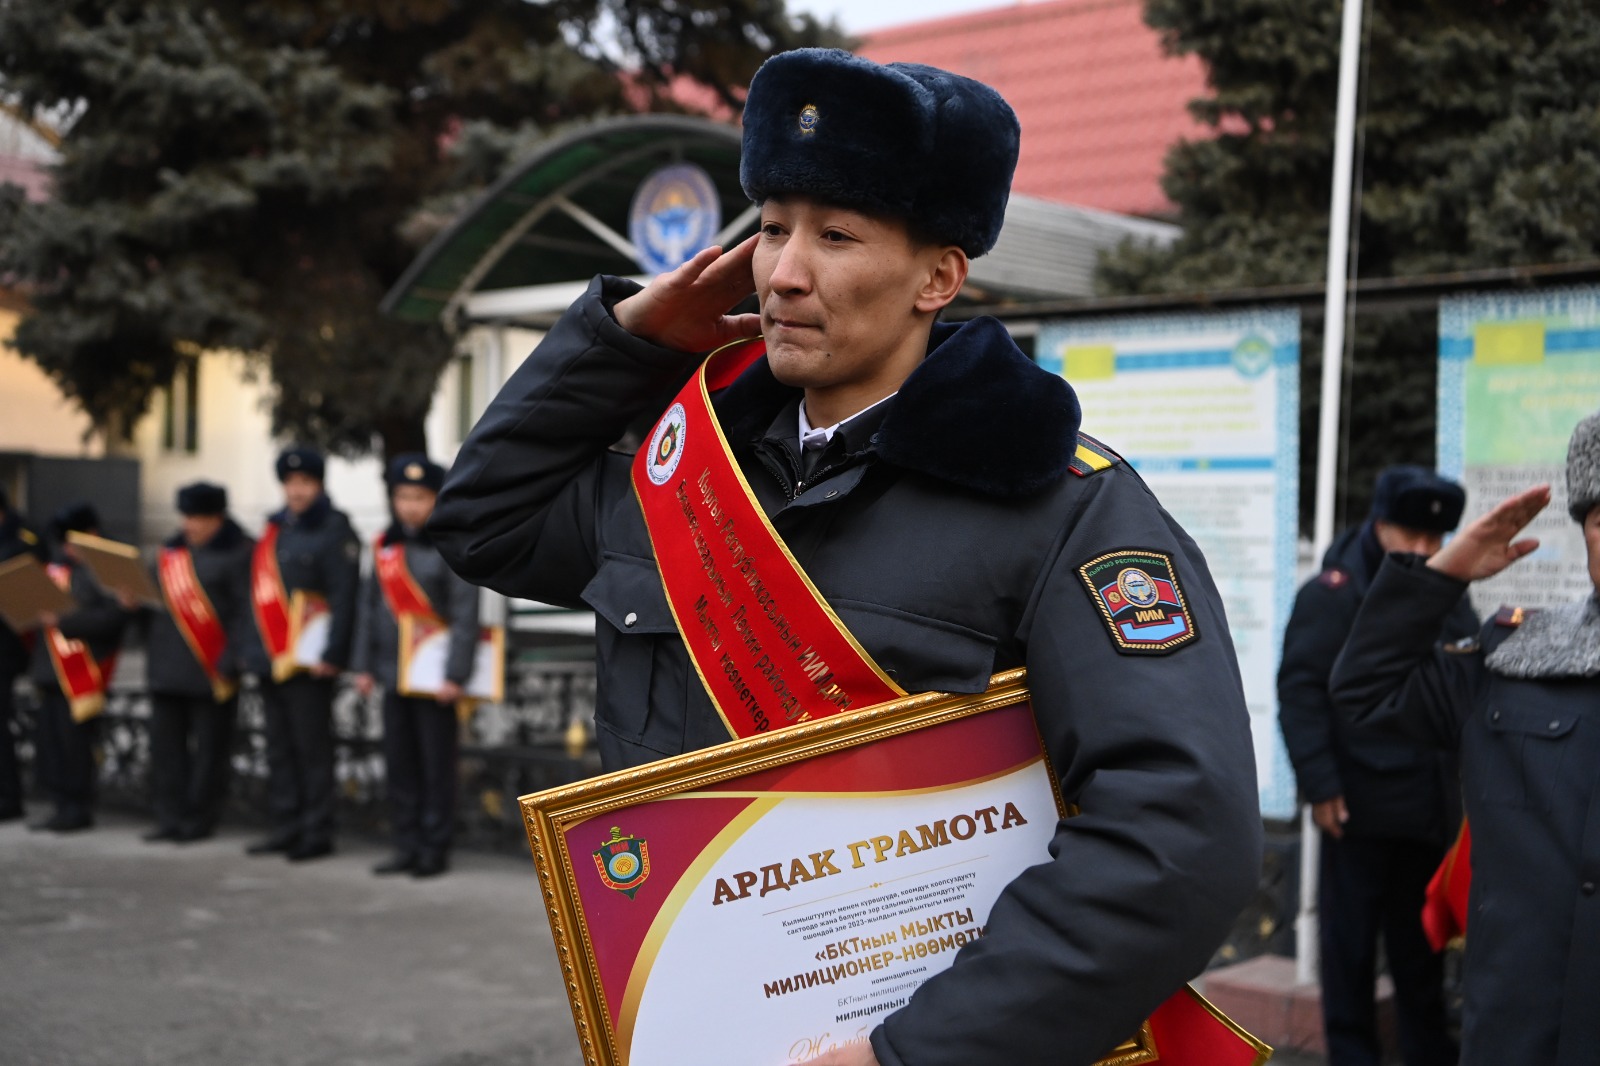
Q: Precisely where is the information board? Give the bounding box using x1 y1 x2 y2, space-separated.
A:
1037 309 1300 819
1438 286 1600 614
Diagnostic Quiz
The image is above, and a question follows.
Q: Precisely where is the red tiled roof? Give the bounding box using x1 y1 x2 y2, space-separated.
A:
859 0 1209 218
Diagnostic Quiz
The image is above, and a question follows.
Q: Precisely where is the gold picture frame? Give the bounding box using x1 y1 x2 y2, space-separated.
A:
519 669 1164 1066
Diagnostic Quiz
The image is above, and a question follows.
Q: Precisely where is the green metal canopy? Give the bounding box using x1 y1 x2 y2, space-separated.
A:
382 115 750 326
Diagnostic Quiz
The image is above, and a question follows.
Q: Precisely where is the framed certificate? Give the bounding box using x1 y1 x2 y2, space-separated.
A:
520 670 1182 1066
66 531 162 605
282 589 330 678
0 555 74 632
396 614 505 702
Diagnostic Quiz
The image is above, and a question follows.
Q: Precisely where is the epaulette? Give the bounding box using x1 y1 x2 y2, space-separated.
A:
20 529 37 545
1067 432 1122 478
1494 606 1528 628
1315 567 1351 590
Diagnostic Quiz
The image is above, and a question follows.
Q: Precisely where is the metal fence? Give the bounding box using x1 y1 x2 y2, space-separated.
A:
15 659 602 853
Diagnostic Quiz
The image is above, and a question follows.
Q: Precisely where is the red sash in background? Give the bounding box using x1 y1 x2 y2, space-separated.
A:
43 563 115 722
160 546 236 702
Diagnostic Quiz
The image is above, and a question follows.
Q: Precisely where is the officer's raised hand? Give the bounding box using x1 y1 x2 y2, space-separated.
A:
1427 483 1549 583
613 235 762 353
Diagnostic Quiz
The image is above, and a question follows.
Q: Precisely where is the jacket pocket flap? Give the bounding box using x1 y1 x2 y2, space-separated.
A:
581 553 677 634
832 599 997 694
1487 703 1578 738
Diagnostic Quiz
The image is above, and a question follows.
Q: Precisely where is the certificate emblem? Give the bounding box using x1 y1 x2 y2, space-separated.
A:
646 403 688 486
593 826 651 898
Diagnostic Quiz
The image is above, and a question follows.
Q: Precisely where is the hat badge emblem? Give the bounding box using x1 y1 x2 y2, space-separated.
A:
1431 500 1442 514
798 104 819 134
405 462 424 480
287 455 302 468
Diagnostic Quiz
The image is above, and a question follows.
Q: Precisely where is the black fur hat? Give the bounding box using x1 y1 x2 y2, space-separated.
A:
1370 465 1465 533
740 48 1020 258
386 453 445 493
51 501 100 542
176 481 228 516
275 445 326 482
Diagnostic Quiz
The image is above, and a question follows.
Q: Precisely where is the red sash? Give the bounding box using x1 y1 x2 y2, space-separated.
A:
159 546 236 702
375 538 436 620
1423 820 1472 952
632 339 904 739
631 341 1269 1064
250 522 294 669
44 564 115 722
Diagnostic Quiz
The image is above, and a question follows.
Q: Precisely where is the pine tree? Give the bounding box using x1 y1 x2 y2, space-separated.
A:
1100 0 1600 526
0 0 833 457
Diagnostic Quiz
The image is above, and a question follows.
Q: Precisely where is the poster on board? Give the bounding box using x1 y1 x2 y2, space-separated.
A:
1036 309 1300 819
1438 286 1600 615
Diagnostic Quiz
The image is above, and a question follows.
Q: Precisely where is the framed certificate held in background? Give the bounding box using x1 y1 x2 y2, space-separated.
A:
396 614 505 702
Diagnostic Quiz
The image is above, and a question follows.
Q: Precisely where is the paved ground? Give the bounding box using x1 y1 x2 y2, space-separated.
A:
0 812 1326 1065
0 813 581 1066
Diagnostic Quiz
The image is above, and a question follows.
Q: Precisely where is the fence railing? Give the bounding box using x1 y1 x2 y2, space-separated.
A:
14 660 602 853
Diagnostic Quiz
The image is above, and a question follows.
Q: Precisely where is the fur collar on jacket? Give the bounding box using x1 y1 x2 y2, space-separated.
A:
1485 595 1600 679
716 316 1082 498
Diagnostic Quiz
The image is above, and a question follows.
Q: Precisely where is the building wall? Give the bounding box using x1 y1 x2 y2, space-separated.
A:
129 348 472 548
0 306 102 458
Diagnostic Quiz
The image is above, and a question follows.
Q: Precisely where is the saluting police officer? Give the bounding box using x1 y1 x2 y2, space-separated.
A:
431 48 1261 1066
1330 411 1600 1066
142 482 257 843
352 454 481 879
0 487 47 822
245 447 360 861
28 503 129 833
1279 466 1475 1066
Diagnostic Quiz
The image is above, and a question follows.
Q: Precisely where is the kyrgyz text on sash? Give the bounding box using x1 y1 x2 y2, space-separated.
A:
678 468 857 731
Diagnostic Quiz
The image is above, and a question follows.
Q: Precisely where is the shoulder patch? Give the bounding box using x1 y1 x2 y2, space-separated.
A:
1315 567 1350 589
1067 432 1122 478
1494 606 1527 628
1077 547 1198 655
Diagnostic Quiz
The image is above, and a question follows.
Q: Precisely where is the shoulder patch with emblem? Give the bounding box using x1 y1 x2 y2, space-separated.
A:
1316 567 1349 589
1068 432 1122 478
1494 606 1527 628
1077 548 1198 654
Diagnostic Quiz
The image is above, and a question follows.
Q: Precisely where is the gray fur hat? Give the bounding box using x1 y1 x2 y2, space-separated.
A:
1566 409 1600 521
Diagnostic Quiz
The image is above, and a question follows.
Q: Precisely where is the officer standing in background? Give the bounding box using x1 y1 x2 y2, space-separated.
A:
1330 410 1600 1065
0 488 46 822
28 502 129 833
143 482 257 843
352 454 481 879
245 447 360 862
431 48 1261 1066
1279 465 1474 1066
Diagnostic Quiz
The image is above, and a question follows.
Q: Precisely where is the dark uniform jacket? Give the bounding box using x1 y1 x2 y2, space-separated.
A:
0 511 46 679
145 519 258 698
28 557 128 690
350 524 480 690
1331 555 1600 1066
245 495 360 676
430 277 1262 1066
1278 524 1477 843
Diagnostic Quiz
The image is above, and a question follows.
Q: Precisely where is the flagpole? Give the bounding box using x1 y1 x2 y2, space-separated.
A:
1300 0 1367 988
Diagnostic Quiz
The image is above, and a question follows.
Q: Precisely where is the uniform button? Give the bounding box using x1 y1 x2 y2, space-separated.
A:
1490 710 1501 722
1584 881 1597 896
623 612 638 628
1549 720 1562 731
